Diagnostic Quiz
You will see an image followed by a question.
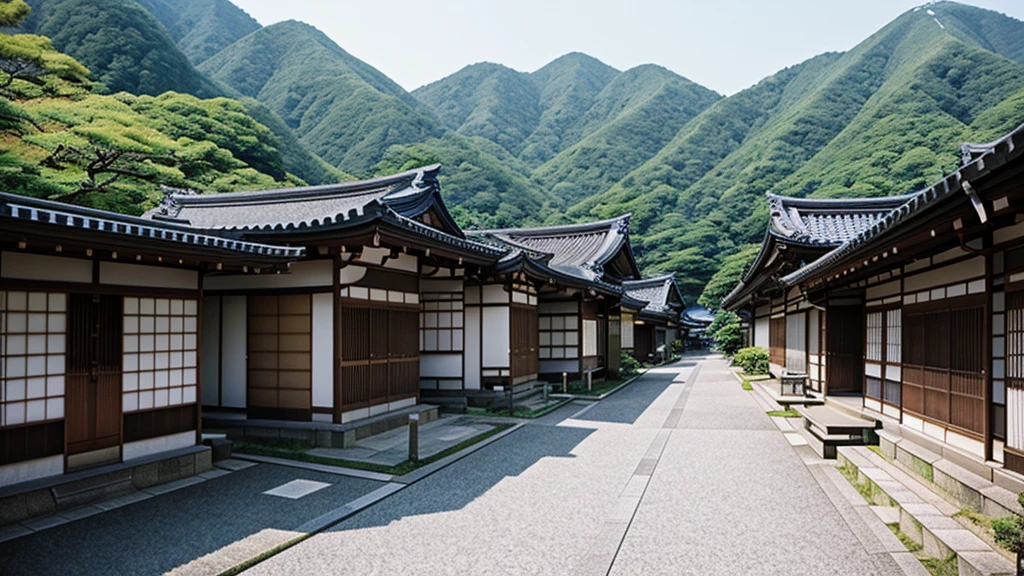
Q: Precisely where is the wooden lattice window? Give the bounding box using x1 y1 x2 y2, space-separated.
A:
122 297 198 413
0 291 67 427
420 291 464 352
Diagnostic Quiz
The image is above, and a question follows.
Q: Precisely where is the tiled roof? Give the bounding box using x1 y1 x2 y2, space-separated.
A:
782 121 1024 287
147 165 450 234
767 192 913 247
0 193 303 260
468 215 633 284
624 274 684 319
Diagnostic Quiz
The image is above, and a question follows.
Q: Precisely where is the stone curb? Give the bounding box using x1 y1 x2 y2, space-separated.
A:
230 454 394 483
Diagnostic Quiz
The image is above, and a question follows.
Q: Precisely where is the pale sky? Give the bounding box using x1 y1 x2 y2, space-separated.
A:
230 0 1024 96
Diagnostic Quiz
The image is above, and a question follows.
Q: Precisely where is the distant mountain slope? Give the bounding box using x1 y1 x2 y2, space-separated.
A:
135 0 261 65
532 64 721 206
21 0 222 97
413 62 541 156
199 20 445 172
573 1 1024 298
519 52 620 166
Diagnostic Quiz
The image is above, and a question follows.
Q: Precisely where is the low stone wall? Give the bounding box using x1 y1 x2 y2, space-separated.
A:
0 446 212 527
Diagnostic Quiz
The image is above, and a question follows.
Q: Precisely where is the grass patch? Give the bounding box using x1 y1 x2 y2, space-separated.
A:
766 408 802 418
565 376 632 396
953 508 993 530
234 423 514 476
838 463 876 504
867 445 890 460
888 523 923 553
740 373 773 381
218 534 310 576
920 554 958 576
888 523 959 576
741 379 753 391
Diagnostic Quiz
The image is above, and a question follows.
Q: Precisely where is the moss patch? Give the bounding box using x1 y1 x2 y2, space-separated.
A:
920 554 958 576
910 454 935 483
741 379 753 391
888 523 923 553
766 408 802 418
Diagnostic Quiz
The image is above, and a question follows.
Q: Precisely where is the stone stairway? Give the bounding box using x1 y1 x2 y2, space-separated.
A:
837 445 1015 575
798 404 882 459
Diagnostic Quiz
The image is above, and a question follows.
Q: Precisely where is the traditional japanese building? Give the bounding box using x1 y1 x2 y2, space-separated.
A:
623 275 685 364
468 216 642 384
0 163 685 499
724 121 1024 476
0 192 300 492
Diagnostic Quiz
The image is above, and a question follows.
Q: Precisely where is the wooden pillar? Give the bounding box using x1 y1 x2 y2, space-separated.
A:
985 232 994 461
333 251 342 424
196 272 204 446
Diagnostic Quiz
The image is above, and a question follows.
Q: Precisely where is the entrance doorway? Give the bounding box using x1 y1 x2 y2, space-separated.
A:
66 294 123 470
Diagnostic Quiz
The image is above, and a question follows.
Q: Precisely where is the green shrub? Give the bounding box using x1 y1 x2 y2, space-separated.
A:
620 351 641 377
734 346 769 375
992 492 1024 567
708 310 744 356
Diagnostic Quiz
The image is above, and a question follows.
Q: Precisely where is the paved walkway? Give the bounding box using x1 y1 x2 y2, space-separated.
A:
245 355 906 575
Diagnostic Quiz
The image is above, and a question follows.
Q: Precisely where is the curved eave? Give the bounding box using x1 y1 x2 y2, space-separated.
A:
0 193 303 261
782 123 1024 288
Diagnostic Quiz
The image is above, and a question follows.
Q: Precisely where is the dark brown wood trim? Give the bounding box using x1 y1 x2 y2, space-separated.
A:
985 232 994 461
0 277 198 297
333 252 342 424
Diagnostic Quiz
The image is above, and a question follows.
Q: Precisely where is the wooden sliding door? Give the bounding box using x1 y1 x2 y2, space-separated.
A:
338 303 419 414
247 294 312 421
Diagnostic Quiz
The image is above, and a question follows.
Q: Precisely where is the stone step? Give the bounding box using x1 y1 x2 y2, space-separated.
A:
837 446 1015 576
881 430 1024 520
51 470 134 510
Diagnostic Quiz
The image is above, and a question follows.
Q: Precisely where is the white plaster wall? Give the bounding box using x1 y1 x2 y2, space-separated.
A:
421 354 462 378
200 296 221 406
866 280 901 300
583 319 598 357
621 314 634 349
339 265 368 285
311 293 334 409
903 257 985 292
482 284 508 304
1 252 92 283
1009 387 1024 451
220 295 247 408
464 306 481 390
754 317 770 349
383 253 418 273
206 260 332 291
482 306 510 367
122 430 195 462
0 455 63 488
100 262 198 290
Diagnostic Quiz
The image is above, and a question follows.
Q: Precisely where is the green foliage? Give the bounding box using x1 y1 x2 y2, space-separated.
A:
199 20 443 173
992 492 1024 558
0 31 90 94
0 0 30 27
733 346 769 375
620 351 641 377
134 0 261 65
708 310 744 356
0 32 304 211
21 0 222 97
372 132 553 230
532 65 720 206
698 244 760 308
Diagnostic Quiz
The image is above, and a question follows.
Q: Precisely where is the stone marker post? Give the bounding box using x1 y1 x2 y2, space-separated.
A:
562 372 568 394
408 413 420 462
587 371 593 393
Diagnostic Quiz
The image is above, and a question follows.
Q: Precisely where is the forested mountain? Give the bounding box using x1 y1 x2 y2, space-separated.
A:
5 0 1024 303
134 0 260 65
198 20 445 172
20 0 222 97
571 3 1024 298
